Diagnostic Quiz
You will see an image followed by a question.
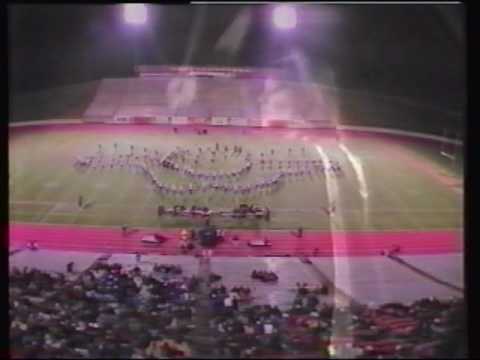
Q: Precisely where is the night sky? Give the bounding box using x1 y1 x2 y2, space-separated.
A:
8 4 465 110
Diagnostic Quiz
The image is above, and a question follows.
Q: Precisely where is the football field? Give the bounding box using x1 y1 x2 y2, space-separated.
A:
9 124 463 231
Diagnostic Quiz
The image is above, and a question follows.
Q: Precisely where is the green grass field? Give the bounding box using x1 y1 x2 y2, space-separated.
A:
9 125 463 231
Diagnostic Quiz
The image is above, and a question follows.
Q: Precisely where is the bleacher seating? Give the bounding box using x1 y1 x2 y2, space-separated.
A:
84 79 127 119
83 76 335 127
10 264 465 358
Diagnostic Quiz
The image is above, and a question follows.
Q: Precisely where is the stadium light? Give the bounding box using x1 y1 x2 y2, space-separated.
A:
273 5 297 30
124 4 147 25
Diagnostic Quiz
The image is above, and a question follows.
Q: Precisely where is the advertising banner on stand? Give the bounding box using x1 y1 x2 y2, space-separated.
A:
132 116 155 124
211 117 229 126
172 116 188 125
155 115 170 124
230 117 248 126
188 117 207 125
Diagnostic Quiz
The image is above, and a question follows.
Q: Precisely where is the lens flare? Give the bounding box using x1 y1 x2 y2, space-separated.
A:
273 6 297 30
124 4 147 25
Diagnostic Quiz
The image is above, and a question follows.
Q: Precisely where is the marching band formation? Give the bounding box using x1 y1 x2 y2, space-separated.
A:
73 142 343 198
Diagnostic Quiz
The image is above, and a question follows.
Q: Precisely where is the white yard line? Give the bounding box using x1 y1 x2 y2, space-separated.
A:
337 141 374 242
9 200 71 205
11 134 71 195
77 159 139 226
337 142 394 305
70 173 106 225
315 145 364 310
315 143 360 345
338 143 369 200
314 145 355 300
49 147 114 224
13 211 100 218
12 140 60 221
36 204 60 223
36 164 80 224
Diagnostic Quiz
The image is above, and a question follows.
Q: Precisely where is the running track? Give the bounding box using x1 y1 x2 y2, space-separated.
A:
9 223 462 257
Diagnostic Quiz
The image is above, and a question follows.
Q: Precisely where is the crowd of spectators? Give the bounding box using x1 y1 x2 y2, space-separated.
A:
205 281 466 358
10 263 199 358
10 263 466 358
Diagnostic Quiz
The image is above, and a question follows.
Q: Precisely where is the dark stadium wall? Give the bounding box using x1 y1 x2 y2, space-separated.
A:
335 90 465 138
9 81 100 122
331 5 465 114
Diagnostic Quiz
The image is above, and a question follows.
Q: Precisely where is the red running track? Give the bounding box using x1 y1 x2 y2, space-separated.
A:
9 223 463 257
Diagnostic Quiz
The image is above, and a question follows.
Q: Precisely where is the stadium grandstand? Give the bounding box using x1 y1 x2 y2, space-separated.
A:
84 65 333 128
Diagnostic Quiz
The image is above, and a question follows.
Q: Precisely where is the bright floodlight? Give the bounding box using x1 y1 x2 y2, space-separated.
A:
273 5 297 30
124 4 147 25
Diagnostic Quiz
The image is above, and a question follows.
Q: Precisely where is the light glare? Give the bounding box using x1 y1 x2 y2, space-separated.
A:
273 6 297 30
124 4 147 25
